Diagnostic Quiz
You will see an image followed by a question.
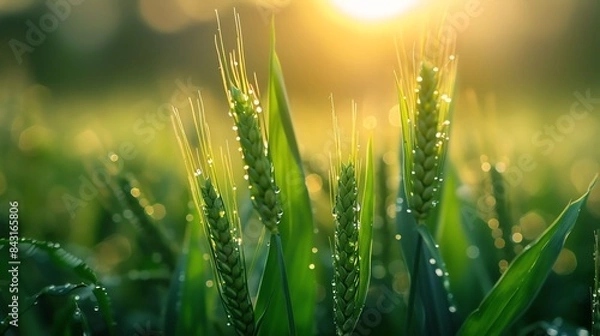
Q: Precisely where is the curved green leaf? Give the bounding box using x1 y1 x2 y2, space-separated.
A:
2 239 98 284
0 238 115 335
254 23 316 336
458 177 596 336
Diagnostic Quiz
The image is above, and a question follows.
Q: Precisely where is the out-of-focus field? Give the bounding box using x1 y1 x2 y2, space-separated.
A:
1 1 600 334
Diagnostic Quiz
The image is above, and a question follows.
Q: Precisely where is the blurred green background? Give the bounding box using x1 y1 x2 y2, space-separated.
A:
1 0 600 335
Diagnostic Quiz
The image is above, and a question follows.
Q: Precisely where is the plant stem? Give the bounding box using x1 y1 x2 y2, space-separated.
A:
275 233 296 336
405 234 423 335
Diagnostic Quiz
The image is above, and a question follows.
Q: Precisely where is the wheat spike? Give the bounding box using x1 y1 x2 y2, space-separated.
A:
397 35 457 223
216 13 283 235
333 163 361 336
411 61 442 220
230 86 282 234
172 93 256 336
329 103 363 336
200 177 255 336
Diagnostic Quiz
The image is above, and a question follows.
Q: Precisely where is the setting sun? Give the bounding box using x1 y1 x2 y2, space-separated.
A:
331 0 420 21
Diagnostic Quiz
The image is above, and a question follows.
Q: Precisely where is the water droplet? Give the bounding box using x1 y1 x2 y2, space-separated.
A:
429 258 436 265
395 234 401 240
449 306 457 313
308 264 315 270
93 306 99 312
74 295 80 301
312 247 318 253
435 268 443 277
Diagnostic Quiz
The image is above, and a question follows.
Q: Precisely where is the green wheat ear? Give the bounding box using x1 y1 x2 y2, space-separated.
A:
396 39 457 223
216 11 282 235
333 162 360 336
330 104 366 336
172 95 256 336
200 177 255 336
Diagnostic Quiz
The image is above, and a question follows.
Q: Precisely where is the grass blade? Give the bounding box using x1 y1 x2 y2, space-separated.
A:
253 24 316 336
458 177 597 336
274 233 295 334
436 168 482 314
594 230 600 336
357 138 374 311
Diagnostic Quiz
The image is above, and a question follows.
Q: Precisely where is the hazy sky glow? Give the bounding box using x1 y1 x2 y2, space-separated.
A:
330 0 419 21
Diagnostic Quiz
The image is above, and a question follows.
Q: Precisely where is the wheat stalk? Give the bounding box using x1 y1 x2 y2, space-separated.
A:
396 31 457 334
215 12 295 334
330 104 364 336
216 13 282 236
172 94 256 336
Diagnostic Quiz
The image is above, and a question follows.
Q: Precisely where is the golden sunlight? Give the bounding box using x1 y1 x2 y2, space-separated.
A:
331 0 419 21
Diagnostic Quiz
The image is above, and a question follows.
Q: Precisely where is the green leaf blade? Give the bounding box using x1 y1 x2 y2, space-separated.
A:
458 177 597 336
357 138 374 310
254 28 316 336
397 184 460 335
